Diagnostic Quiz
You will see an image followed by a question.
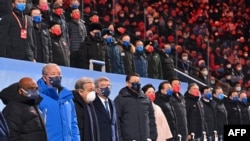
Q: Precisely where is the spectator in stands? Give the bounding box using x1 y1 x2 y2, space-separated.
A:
238 90 250 125
50 2 70 49
117 34 136 75
49 23 70 66
30 7 52 63
169 77 188 141
0 77 47 141
177 51 192 74
78 23 111 72
67 8 87 68
184 83 206 140
142 83 173 141
200 86 216 140
0 0 35 62
64 0 79 22
212 86 228 140
85 11 100 33
144 41 163 79
0 110 9 141
158 44 175 80
114 73 157 141
72 77 100 141
93 77 119 141
197 66 210 85
134 40 148 78
37 0 51 24
224 90 242 125
37 63 80 141
102 27 125 74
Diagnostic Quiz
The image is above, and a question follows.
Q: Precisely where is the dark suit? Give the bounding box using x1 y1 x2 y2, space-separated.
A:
93 95 119 141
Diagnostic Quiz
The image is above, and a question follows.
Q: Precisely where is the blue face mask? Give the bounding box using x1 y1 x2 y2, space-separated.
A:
131 82 141 92
33 16 42 23
123 41 130 47
205 92 212 100
232 96 238 102
165 48 171 54
105 37 113 43
242 97 248 104
100 87 111 97
153 42 158 48
16 3 26 12
136 45 143 52
71 4 79 9
166 89 173 96
49 76 62 88
217 93 224 100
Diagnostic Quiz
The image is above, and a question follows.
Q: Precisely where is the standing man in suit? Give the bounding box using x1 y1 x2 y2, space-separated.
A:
93 77 119 141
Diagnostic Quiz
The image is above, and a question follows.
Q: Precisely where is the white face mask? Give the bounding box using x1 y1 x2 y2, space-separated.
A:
87 91 96 103
235 87 241 91
182 56 188 61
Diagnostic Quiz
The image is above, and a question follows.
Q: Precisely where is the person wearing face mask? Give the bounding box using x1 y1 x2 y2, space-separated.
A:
48 22 70 66
184 83 207 141
29 7 52 63
50 2 70 51
64 0 80 22
177 51 191 75
0 77 47 141
133 40 148 78
67 8 87 68
144 41 163 79
92 77 119 141
102 27 125 74
211 86 228 140
0 0 35 62
158 43 175 80
238 91 250 125
78 22 111 72
168 77 188 141
117 34 136 75
197 67 210 84
72 77 100 141
142 83 173 141
114 74 157 141
200 86 216 140
37 0 51 25
224 90 242 125
154 81 177 141
37 63 80 141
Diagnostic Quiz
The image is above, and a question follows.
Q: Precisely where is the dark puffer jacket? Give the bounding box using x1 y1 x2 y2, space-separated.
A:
0 83 47 141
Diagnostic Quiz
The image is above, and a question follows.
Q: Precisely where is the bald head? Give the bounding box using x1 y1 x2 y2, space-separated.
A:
18 77 38 90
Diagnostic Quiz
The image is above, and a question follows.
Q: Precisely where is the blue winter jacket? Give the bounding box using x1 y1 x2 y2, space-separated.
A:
37 78 80 141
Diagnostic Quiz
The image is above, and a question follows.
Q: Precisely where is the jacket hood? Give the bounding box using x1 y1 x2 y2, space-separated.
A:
0 82 34 105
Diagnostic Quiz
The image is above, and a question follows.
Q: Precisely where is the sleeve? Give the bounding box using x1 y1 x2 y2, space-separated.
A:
114 96 123 141
70 100 80 141
2 103 25 141
149 102 157 140
0 16 10 57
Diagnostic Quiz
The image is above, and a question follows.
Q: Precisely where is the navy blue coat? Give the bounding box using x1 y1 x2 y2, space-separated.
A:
0 111 9 141
93 95 119 141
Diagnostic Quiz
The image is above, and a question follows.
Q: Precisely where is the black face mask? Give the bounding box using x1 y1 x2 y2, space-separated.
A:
131 82 141 92
94 32 101 41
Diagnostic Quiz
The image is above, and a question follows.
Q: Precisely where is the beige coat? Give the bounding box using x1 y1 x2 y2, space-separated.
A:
152 103 173 141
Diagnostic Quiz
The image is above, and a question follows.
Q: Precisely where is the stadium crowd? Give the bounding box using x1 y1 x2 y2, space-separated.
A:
0 0 250 141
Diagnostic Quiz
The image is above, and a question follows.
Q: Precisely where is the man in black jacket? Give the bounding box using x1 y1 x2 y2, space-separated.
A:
114 73 157 141
0 0 35 61
0 77 47 141
0 111 9 141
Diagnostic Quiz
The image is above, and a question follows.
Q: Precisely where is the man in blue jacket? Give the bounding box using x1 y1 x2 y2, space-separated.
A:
37 63 80 141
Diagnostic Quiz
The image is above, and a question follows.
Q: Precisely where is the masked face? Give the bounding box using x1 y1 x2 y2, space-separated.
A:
205 92 212 100
232 96 238 102
166 89 173 96
48 76 62 88
105 37 113 43
21 89 39 100
146 46 154 53
54 8 63 16
100 87 111 97
87 91 96 103
136 45 144 53
39 4 48 12
146 92 155 101
72 12 80 20
241 97 248 104
91 15 99 23
131 82 141 92
15 3 26 12
50 26 62 36
123 40 130 48
172 85 180 93
217 93 225 100
33 16 42 23
71 3 79 9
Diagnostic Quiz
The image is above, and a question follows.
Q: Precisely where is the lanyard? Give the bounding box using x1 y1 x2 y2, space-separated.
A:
12 12 27 29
